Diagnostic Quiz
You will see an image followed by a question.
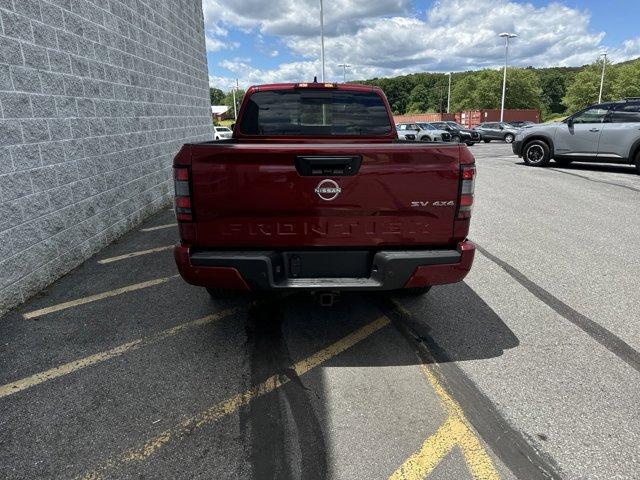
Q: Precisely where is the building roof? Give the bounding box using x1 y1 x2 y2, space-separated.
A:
211 105 230 115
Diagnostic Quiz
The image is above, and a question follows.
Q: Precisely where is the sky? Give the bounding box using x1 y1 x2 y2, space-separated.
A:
202 0 640 91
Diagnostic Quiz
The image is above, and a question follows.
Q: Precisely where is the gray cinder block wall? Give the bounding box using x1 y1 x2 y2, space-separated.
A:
0 0 213 313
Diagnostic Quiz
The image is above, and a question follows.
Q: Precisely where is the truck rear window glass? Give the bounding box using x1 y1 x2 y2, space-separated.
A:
239 89 391 136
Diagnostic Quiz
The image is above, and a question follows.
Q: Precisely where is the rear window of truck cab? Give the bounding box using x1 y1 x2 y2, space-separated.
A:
238 89 392 136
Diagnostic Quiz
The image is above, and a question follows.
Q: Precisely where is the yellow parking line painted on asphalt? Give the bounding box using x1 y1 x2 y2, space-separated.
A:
389 358 499 478
97 245 174 264
388 300 499 480
140 223 177 232
0 307 241 399
77 316 391 480
23 275 180 319
389 417 461 480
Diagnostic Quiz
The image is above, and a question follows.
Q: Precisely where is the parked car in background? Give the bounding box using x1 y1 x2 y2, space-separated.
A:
214 126 233 140
474 122 520 143
431 121 480 145
508 120 535 128
395 123 418 140
396 122 451 142
512 98 640 173
415 122 452 142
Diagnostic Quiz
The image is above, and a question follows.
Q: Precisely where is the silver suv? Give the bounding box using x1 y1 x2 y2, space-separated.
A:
513 99 640 174
474 122 520 143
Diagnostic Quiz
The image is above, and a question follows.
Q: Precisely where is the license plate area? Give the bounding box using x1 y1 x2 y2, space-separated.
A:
283 251 372 279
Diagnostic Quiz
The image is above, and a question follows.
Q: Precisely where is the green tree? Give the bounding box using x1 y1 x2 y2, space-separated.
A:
611 61 640 99
504 68 542 110
450 68 541 111
563 59 615 113
222 88 246 114
406 84 431 113
450 74 480 111
209 87 225 105
538 68 575 116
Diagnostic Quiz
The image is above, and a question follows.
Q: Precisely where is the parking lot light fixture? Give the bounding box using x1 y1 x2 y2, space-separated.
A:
499 32 518 122
447 72 452 113
320 0 326 82
338 63 351 83
598 52 608 104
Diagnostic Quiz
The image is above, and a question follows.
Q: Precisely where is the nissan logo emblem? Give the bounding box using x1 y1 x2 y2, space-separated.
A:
314 179 341 201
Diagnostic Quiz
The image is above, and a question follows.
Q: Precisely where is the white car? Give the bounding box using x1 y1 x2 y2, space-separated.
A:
214 126 233 140
396 122 451 142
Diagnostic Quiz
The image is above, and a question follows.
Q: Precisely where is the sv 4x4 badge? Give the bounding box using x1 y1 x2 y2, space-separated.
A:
315 179 341 201
411 200 455 207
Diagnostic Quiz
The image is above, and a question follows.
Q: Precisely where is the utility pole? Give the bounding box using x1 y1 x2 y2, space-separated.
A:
338 63 351 83
319 0 326 82
232 78 238 120
499 32 517 122
447 72 452 113
598 52 607 104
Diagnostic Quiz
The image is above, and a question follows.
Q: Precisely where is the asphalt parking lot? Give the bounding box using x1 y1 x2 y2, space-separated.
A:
1 142 639 480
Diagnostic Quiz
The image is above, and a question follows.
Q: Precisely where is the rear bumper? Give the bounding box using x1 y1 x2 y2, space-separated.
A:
174 241 475 291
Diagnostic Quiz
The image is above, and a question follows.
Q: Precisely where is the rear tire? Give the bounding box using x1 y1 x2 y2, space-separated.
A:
483 139 491 143
635 150 640 174
451 135 461 143
466 142 475 146
504 133 515 143
523 140 551 167
420 136 432 142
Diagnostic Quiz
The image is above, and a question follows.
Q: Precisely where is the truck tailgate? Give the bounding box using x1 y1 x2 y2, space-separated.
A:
189 143 461 248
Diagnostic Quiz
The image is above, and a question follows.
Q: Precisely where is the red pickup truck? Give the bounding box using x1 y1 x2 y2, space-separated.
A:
173 82 475 301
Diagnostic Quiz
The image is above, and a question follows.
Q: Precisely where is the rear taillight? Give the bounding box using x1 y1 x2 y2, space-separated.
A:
174 167 193 222
457 164 475 219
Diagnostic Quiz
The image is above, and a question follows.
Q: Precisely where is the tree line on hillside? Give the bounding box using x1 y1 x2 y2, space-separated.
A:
209 58 640 121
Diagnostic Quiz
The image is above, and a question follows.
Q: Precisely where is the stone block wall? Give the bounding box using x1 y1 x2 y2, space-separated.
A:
0 0 213 313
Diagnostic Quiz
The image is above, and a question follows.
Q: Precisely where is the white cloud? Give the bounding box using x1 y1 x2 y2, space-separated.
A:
205 34 239 52
204 0 640 89
208 75 238 91
202 0 411 37
620 37 640 58
215 59 328 87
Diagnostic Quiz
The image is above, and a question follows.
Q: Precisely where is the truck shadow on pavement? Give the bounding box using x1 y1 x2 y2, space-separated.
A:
235 283 518 479
241 298 328 480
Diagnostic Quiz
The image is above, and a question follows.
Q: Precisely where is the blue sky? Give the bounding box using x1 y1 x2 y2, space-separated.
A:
202 0 640 91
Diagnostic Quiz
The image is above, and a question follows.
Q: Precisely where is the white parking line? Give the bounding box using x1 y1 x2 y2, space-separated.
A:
23 275 180 319
140 223 177 232
97 246 174 264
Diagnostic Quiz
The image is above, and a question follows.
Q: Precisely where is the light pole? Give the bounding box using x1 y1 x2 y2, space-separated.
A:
232 78 239 120
499 32 517 122
319 0 326 82
598 52 607 104
338 63 351 83
446 72 452 113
